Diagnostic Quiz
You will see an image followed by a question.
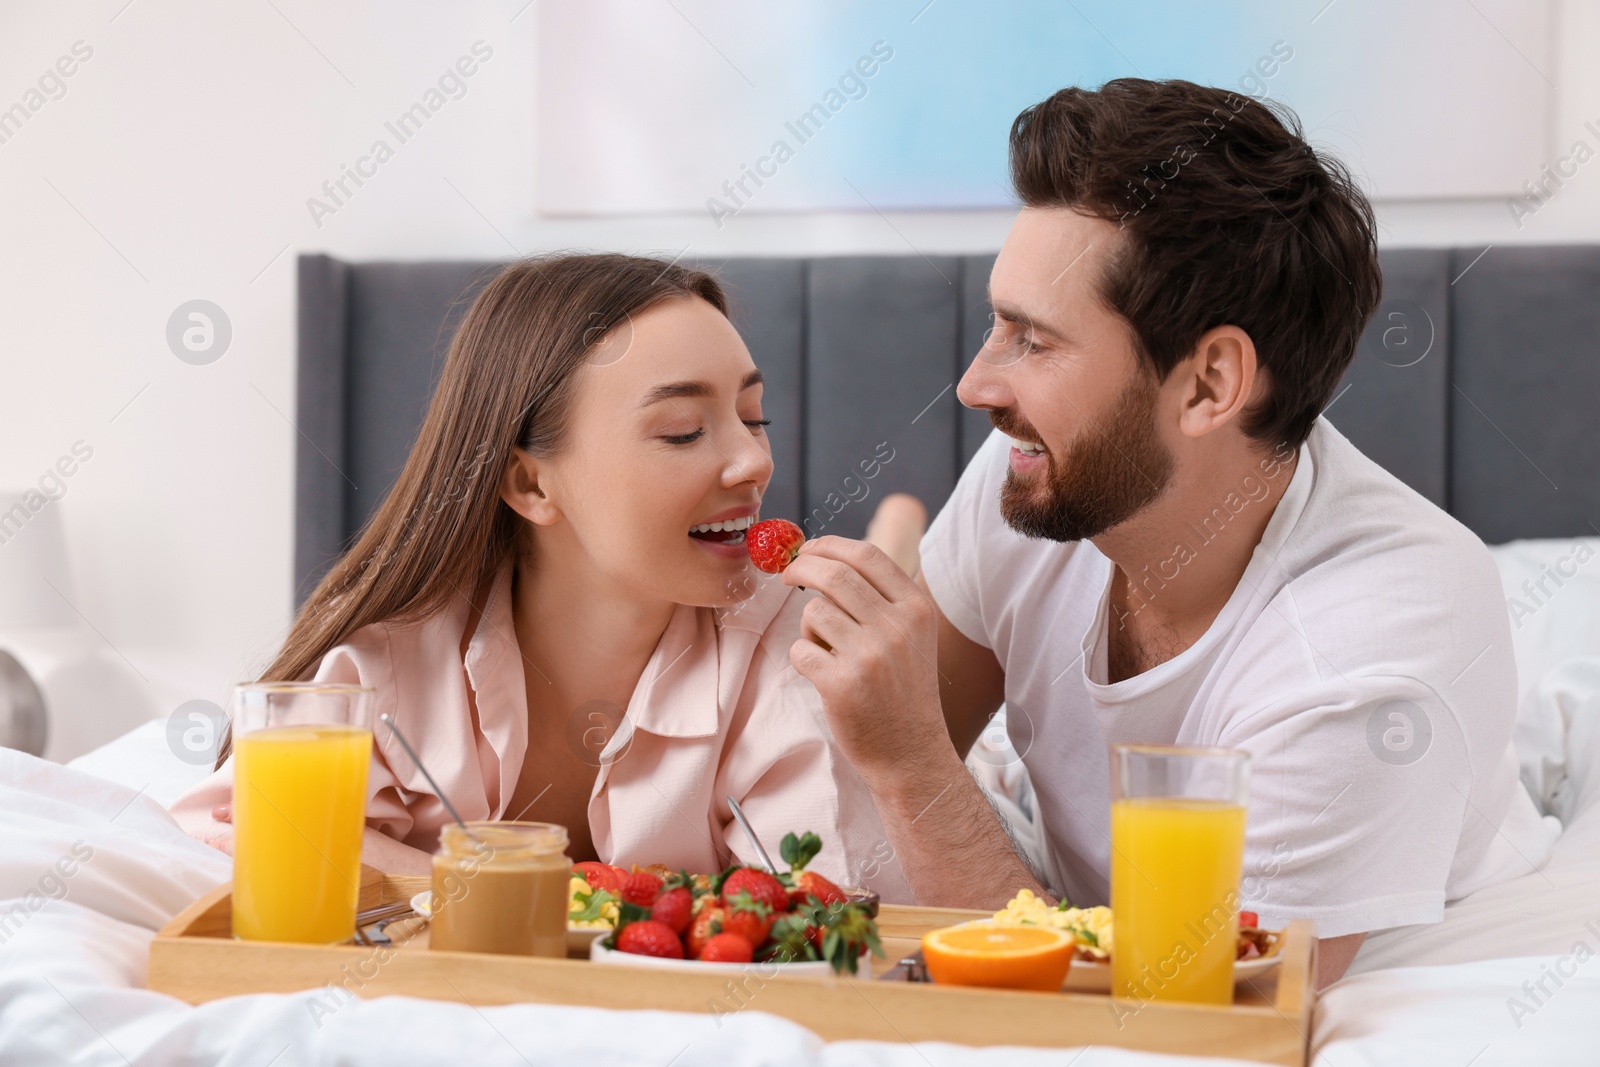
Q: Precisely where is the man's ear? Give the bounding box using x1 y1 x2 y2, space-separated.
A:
1172 325 1260 440
499 448 561 526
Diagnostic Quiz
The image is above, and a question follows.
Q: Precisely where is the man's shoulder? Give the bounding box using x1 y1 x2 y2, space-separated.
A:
1227 421 1511 703
1294 419 1498 590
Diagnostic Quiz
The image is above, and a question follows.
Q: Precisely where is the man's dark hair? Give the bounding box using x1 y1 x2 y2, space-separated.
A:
1009 78 1382 450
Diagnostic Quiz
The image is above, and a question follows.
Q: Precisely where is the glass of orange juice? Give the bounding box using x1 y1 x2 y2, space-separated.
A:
230 682 375 943
1110 744 1250 1006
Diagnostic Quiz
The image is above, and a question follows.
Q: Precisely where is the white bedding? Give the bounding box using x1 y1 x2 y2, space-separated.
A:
2 749 1597 1067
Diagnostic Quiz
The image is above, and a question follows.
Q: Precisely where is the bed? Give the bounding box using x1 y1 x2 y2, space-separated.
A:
4 248 1600 1064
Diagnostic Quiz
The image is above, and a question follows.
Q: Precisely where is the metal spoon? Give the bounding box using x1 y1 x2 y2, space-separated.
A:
725 794 778 874
380 713 480 842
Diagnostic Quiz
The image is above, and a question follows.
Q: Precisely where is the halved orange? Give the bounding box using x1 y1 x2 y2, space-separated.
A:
921 922 1075 991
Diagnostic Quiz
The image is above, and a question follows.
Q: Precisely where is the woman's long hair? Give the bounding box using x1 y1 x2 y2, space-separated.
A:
215 253 727 767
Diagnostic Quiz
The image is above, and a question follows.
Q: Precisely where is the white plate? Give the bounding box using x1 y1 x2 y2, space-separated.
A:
590 936 834 975
409 890 610 955
935 920 1282 993
1062 950 1282 993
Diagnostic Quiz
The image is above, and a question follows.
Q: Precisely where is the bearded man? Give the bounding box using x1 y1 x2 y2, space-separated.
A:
782 78 1553 987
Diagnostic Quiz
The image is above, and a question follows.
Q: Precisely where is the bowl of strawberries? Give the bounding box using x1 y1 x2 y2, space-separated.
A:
586 831 883 975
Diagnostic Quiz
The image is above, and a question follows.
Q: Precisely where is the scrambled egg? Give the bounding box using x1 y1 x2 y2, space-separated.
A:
991 889 1113 960
567 875 619 929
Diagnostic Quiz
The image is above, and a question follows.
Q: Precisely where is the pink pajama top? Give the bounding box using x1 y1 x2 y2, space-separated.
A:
169 561 911 901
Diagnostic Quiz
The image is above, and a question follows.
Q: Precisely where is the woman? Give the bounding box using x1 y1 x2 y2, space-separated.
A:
171 253 910 899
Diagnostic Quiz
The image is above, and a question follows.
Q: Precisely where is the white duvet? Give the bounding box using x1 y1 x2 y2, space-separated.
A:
1 749 1596 1067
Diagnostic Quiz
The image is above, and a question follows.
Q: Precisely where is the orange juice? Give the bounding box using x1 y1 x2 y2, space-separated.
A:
1110 797 1247 1005
233 723 372 943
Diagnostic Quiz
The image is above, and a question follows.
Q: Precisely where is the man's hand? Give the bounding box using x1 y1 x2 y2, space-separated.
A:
782 535 946 783
782 535 1048 908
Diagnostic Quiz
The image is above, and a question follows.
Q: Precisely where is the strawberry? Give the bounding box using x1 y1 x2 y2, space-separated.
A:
790 870 847 908
778 831 847 907
651 886 693 934
685 904 727 958
1240 911 1259 929
746 519 805 574
719 867 789 916
722 892 775 947
573 861 627 894
800 898 882 976
619 870 664 908
759 912 820 964
698 932 755 963
614 919 685 959
781 831 823 871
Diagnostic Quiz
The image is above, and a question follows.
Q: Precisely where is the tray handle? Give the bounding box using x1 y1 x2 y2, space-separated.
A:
1272 919 1318 1017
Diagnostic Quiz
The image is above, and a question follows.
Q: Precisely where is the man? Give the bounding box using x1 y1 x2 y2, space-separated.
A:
781 79 1553 987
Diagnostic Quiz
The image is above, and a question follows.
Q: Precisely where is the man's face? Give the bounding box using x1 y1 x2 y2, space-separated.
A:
958 206 1174 542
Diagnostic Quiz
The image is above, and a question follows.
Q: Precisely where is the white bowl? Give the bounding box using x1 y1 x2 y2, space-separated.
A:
590 936 833 975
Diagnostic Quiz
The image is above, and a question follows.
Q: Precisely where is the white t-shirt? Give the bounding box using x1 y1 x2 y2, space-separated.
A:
921 418 1555 938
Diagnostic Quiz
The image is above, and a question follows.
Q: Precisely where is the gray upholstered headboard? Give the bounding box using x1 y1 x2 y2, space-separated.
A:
293 248 1600 602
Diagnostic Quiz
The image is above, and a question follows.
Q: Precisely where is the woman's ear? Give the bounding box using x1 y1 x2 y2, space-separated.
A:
1173 325 1260 440
499 448 561 526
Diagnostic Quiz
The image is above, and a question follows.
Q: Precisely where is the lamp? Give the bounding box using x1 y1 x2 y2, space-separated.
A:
0 492 153 761
0 496 79 755
0 496 78 628
0 649 46 755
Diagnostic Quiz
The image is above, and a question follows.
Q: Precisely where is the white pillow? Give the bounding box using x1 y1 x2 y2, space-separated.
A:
1523 658 1600 822
1487 538 1600 819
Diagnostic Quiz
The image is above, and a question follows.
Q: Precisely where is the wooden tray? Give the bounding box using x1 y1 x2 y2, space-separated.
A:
149 866 1316 1065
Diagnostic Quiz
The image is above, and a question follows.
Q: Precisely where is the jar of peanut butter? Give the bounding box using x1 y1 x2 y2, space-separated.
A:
428 821 570 957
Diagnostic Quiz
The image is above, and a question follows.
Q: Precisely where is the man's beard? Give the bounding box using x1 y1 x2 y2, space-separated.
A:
996 373 1174 542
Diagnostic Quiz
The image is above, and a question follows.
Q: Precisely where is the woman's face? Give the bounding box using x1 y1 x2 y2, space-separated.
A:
520 296 774 607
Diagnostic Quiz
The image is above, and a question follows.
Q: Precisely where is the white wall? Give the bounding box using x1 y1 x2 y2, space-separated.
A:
2 0 1599 759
